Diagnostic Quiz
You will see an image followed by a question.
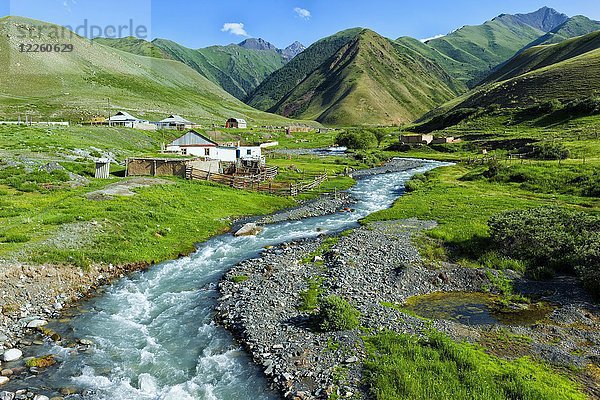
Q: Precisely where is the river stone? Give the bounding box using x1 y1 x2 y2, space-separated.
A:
234 223 263 237
34 395 49 400
0 391 14 400
59 388 76 396
26 320 47 329
1 349 22 362
0 370 12 377
0 377 8 386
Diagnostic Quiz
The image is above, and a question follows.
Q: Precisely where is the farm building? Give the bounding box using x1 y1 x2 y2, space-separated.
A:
166 130 262 162
400 134 434 145
400 134 460 145
155 115 198 130
107 111 156 131
126 157 221 178
226 118 247 129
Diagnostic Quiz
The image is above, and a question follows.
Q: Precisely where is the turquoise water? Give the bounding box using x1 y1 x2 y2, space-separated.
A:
21 160 449 399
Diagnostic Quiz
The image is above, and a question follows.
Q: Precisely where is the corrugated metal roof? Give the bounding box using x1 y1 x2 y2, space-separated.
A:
169 130 217 147
108 111 139 122
159 114 193 124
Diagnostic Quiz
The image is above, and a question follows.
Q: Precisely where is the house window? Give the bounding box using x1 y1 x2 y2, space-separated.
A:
246 149 252 156
205 148 210 156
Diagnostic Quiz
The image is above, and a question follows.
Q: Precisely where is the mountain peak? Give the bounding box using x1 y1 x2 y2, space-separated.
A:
512 7 569 32
281 41 306 60
237 38 277 51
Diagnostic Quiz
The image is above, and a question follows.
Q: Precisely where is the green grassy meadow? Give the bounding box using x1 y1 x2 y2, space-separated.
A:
364 330 585 400
0 174 293 267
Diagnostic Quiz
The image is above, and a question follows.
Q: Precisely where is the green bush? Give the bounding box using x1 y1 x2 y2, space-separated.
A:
488 207 600 295
336 130 378 150
317 295 361 332
229 275 249 283
531 142 570 160
405 173 428 192
299 277 323 312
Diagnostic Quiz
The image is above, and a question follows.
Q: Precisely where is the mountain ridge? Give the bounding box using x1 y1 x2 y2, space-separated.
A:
261 29 462 125
0 16 306 126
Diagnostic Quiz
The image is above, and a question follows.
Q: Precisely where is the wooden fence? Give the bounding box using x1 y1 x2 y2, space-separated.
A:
289 173 328 196
187 166 328 196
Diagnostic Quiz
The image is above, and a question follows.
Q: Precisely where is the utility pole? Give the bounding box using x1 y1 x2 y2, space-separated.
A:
106 98 111 126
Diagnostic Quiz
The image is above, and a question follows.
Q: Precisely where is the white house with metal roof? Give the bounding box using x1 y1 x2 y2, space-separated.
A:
155 115 198 130
166 130 262 162
107 111 156 131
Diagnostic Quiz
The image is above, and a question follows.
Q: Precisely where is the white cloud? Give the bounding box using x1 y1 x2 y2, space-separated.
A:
294 7 311 20
420 34 445 43
221 22 249 37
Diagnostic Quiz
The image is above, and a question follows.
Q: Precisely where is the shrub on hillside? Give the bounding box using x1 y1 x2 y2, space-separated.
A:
531 142 570 160
317 295 361 332
563 97 600 115
353 150 385 167
405 173 428 192
336 130 378 150
488 207 600 296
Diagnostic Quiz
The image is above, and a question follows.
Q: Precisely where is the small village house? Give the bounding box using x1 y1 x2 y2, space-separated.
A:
107 111 142 126
107 111 156 131
400 134 460 145
400 134 434 145
166 130 262 162
226 118 247 129
154 114 198 130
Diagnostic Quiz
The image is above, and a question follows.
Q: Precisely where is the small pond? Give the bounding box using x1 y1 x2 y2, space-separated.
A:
403 292 555 326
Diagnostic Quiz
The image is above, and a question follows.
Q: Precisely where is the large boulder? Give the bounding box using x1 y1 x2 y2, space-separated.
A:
1 349 22 362
234 223 263 237
26 319 48 329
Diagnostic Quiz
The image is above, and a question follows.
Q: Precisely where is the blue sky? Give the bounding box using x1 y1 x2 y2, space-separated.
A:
2 0 599 49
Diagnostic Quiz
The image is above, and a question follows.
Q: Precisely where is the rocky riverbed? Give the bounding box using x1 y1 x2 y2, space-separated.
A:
217 220 600 399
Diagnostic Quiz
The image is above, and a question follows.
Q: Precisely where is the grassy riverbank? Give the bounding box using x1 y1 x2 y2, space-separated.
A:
0 177 294 267
364 330 585 400
364 162 599 261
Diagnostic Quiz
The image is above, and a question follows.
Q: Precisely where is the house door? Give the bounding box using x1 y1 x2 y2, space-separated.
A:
236 149 241 159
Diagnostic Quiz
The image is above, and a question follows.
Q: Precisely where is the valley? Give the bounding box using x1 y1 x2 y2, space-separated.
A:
0 4 599 400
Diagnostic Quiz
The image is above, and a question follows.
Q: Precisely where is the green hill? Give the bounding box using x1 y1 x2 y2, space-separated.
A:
0 16 303 126
462 49 600 108
483 30 600 84
152 39 287 100
422 14 546 86
94 37 288 100
261 29 462 126
419 46 600 128
92 36 167 58
246 28 363 112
